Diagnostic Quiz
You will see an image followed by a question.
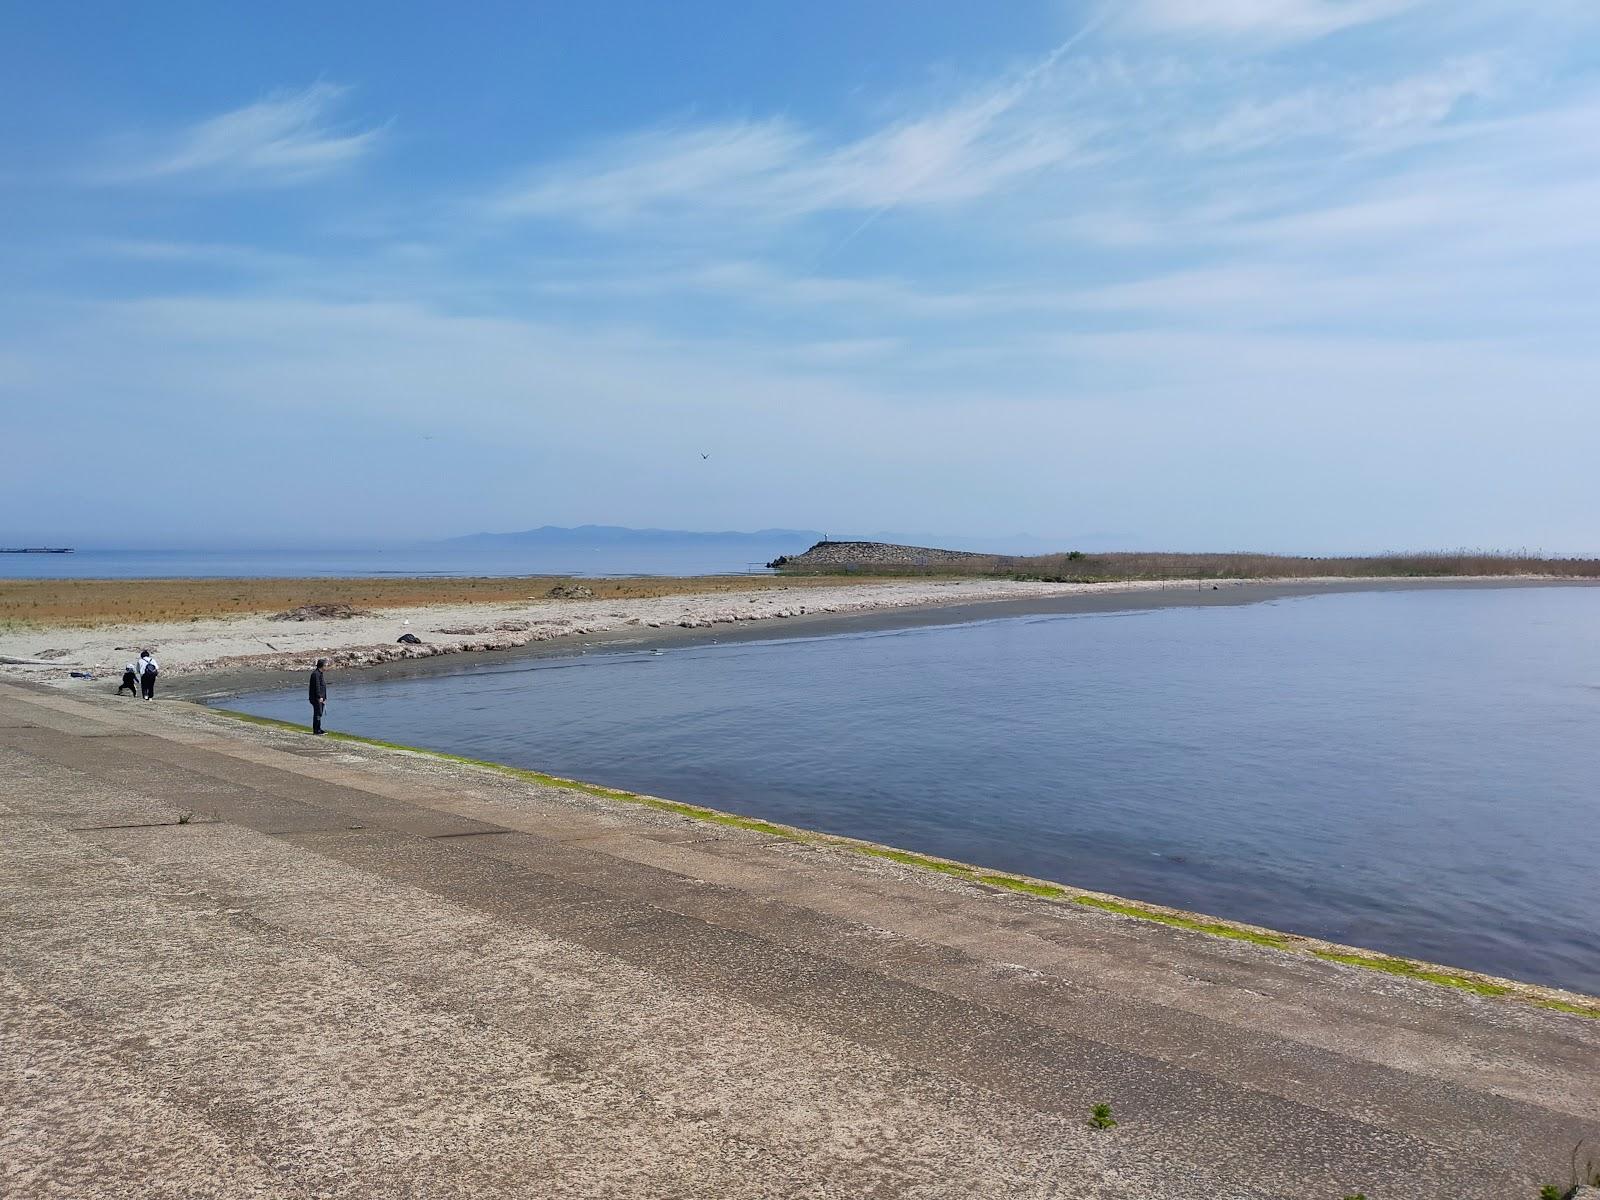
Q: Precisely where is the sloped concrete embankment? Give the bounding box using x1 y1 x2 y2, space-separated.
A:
2 679 1598 1199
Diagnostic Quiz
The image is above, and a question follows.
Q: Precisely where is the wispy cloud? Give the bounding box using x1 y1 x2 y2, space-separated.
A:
490 53 1089 227
1179 57 1497 152
10 3 1600 549
98 83 381 186
1122 0 1424 44
491 120 808 223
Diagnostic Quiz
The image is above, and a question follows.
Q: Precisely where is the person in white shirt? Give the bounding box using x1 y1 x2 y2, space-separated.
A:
138 650 159 700
118 661 140 696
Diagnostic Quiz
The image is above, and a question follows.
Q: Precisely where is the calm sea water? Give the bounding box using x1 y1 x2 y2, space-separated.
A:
0 542 789 579
220 586 1600 995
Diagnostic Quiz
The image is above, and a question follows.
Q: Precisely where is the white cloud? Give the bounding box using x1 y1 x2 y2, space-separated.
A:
491 120 808 222
99 83 381 186
490 59 1086 227
1180 57 1496 153
1123 0 1423 44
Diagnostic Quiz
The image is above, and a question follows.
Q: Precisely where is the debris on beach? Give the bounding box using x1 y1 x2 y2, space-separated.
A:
34 648 71 659
269 603 377 622
397 632 424 644
3 578 1123 684
546 584 595 599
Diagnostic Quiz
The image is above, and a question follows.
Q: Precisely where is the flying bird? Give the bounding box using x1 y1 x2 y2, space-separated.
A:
700 452 710 460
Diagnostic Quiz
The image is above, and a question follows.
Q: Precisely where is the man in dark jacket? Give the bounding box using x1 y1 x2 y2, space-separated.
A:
309 658 328 734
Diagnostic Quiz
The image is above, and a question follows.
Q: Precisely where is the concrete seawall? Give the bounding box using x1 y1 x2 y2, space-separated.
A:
3 678 1598 1198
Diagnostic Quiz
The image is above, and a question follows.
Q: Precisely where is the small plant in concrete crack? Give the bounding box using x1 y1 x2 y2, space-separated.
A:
176 810 194 825
1575 1138 1600 1189
1542 1139 1600 1200
1088 1103 1117 1130
1344 1193 1369 1200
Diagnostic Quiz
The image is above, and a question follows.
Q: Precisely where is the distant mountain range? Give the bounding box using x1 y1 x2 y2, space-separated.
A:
443 524 824 547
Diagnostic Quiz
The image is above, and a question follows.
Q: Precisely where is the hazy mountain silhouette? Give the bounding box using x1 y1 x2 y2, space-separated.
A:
444 524 824 547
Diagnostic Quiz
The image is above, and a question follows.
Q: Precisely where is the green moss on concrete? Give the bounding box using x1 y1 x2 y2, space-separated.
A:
206 704 1597 1015
637 797 793 837
977 874 1070 898
212 708 808 839
1311 951 1511 997
1073 896 1291 948
855 846 975 877
1534 998 1600 1019
214 709 306 733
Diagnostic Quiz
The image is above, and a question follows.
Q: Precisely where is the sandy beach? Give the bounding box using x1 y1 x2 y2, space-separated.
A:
5 573 1595 691
0 577 1196 681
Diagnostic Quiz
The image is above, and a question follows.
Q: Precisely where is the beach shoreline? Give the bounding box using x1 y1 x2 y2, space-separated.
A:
6 573 1599 699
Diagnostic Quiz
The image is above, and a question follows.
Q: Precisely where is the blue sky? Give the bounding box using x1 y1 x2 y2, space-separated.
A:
4 1 1599 551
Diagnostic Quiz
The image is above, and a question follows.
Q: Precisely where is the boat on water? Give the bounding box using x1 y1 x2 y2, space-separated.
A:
0 547 74 554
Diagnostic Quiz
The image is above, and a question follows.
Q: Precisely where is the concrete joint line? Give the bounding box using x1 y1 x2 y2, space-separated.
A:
68 819 224 832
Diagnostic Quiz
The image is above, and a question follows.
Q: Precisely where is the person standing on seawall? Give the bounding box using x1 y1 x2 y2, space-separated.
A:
138 650 159 700
309 658 328 735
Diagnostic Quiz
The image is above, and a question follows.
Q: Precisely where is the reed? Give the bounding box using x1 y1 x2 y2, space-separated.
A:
778 549 1600 582
0 574 869 629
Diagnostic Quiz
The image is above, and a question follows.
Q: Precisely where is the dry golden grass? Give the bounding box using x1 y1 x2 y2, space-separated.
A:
0 574 869 629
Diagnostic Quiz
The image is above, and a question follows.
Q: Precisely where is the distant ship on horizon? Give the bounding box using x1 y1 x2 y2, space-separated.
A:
0 546 74 554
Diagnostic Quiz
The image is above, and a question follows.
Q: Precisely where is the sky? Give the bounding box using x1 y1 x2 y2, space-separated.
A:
3 1 1598 552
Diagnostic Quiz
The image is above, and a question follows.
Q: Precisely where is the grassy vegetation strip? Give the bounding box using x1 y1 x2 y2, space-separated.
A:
209 706 1600 1018
0 573 863 628
777 549 1600 582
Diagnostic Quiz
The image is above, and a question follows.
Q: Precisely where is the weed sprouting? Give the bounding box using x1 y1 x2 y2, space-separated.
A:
1543 1139 1600 1199
1089 1103 1117 1130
